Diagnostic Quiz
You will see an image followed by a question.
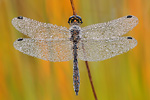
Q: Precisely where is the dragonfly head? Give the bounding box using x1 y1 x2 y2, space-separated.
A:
68 15 83 25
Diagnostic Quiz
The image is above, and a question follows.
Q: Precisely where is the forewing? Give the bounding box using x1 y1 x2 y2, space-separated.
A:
82 15 138 39
14 38 73 62
12 17 70 39
78 37 137 61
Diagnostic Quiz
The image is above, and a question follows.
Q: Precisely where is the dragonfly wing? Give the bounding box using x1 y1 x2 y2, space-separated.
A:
81 15 138 39
14 38 73 62
12 16 70 39
78 37 137 61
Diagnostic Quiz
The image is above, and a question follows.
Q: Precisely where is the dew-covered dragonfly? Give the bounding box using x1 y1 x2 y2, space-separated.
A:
12 15 138 95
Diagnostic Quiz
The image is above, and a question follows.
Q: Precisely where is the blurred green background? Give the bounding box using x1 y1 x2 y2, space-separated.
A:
0 0 149 100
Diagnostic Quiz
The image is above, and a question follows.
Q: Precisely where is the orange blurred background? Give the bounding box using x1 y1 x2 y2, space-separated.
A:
0 0 150 100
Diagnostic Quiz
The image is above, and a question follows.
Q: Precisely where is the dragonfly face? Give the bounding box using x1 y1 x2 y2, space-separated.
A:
12 15 138 95
68 15 83 25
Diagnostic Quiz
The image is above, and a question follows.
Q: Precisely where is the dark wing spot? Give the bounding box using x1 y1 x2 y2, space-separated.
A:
17 38 23 41
127 15 132 18
127 37 132 39
17 16 23 19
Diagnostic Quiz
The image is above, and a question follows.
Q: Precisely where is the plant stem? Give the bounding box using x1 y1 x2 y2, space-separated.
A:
85 61 98 100
70 0 76 15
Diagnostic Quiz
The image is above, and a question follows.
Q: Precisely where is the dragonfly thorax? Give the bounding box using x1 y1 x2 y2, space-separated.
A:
69 25 81 31
69 25 81 42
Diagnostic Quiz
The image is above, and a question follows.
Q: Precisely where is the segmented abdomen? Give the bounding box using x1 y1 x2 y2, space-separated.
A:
73 43 80 95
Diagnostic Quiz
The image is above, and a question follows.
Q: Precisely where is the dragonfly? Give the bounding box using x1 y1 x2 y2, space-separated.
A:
12 15 138 95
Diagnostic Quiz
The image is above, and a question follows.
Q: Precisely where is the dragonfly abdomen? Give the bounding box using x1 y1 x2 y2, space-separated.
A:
73 42 80 95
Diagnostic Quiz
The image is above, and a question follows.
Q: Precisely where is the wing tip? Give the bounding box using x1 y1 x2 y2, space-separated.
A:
13 38 24 47
12 16 24 27
126 15 139 23
126 36 138 48
12 16 25 24
12 16 23 21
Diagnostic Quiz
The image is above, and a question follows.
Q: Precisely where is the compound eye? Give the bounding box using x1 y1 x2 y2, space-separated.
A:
68 18 71 23
78 18 83 24
76 16 83 24
68 16 74 24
